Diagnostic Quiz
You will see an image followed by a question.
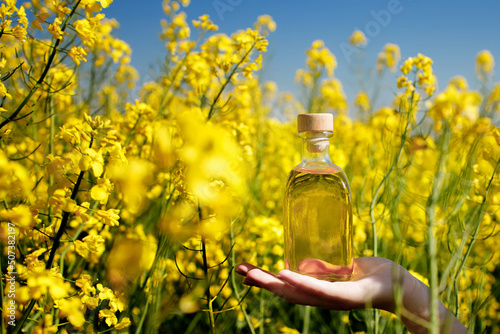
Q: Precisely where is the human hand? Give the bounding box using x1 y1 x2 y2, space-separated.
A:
236 257 468 334
236 257 405 312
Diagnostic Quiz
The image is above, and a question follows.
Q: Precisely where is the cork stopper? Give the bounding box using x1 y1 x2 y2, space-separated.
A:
297 113 334 133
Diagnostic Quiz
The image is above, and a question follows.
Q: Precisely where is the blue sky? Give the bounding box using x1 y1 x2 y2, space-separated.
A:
104 0 500 108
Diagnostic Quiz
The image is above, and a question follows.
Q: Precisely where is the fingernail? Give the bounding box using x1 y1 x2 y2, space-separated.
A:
235 267 246 276
277 271 287 280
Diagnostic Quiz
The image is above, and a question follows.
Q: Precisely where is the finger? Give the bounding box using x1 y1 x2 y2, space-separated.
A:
243 267 283 287
244 268 334 309
236 263 279 278
278 269 343 298
235 262 254 276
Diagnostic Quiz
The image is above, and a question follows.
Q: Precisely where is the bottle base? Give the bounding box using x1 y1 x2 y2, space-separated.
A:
286 258 354 282
303 272 353 282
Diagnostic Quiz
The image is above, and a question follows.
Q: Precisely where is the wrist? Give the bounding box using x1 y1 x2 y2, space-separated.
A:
372 262 413 314
397 272 468 334
371 265 430 319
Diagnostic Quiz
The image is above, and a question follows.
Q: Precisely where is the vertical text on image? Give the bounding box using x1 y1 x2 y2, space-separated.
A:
6 222 17 327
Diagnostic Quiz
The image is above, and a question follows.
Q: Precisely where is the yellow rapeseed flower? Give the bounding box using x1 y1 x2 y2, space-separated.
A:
49 189 78 213
476 50 495 75
90 177 113 204
16 5 28 26
0 151 33 200
114 317 132 330
320 78 348 113
400 57 413 75
192 14 218 31
106 232 157 289
74 18 97 46
179 294 200 313
97 284 124 313
0 205 34 229
27 268 70 300
81 295 99 310
79 148 104 177
96 209 120 226
449 75 468 90
354 90 371 112
254 14 276 36
408 269 430 286
376 43 401 72
0 1 15 18
0 82 12 99
31 11 50 31
68 45 88 65
487 83 500 111
48 17 64 40
399 54 435 96
279 326 301 334
12 24 27 43
74 234 105 260
348 30 367 47
429 84 481 125
152 122 177 169
306 40 337 77
98 0 114 8
57 297 86 327
75 274 96 296
295 68 313 87
99 309 118 326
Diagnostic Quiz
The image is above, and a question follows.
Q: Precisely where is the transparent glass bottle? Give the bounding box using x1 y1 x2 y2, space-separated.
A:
283 113 353 281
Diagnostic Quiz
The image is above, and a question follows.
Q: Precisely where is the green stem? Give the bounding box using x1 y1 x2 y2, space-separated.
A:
134 289 150 334
451 158 500 321
367 92 414 334
302 305 311 334
46 141 90 269
207 40 258 121
12 299 36 334
426 124 451 334
185 312 203 334
156 28 206 118
47 94 55 220
306 71 321 114
230 221 256 334
259 289 265 334
201 234 215 334
439 137 481 294
59 219 87 273
369 91 414 257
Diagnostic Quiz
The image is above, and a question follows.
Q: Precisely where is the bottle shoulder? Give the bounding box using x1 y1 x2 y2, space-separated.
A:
286 162 352 195
292 161 345 175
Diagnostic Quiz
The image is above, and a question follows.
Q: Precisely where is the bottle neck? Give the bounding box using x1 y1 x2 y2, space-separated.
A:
300 131 332 164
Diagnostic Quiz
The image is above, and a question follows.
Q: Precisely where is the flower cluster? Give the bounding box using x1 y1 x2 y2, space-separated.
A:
398 53 437 96
295 40 348 114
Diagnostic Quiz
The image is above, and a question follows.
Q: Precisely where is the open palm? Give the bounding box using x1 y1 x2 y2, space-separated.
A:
236 257 407 312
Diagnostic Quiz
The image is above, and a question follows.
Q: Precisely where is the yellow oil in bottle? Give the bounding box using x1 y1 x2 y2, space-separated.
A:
284 166 353 281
